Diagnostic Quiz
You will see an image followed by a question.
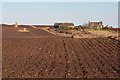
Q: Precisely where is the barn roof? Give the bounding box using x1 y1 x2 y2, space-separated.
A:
54 23 74 26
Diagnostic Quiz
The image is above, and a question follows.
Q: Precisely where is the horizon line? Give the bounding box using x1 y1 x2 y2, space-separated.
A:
1 23 119 28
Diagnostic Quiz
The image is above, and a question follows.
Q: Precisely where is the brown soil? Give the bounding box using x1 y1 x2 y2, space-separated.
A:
2 26 59 39
110 28 120 32
2 26 119 78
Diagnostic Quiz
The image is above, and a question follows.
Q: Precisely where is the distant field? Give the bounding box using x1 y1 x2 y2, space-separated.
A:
110 28 120 32
2 26 57 39
85 29 118 38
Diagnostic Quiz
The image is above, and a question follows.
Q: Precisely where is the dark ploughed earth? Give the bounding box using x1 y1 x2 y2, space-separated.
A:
2 26 119 78
2 26 57 39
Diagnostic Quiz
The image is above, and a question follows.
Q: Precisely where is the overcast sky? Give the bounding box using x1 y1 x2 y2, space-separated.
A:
2 2 119 27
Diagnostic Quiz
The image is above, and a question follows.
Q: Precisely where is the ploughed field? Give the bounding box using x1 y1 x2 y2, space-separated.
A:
2 26 57 39
2 26 119 78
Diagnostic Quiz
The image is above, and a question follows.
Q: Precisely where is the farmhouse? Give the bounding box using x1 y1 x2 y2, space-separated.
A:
88 21 103 29
54 23 74 28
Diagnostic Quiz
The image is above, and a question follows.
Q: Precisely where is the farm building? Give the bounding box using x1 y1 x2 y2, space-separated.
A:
87 21 103 29
54 23 74 28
